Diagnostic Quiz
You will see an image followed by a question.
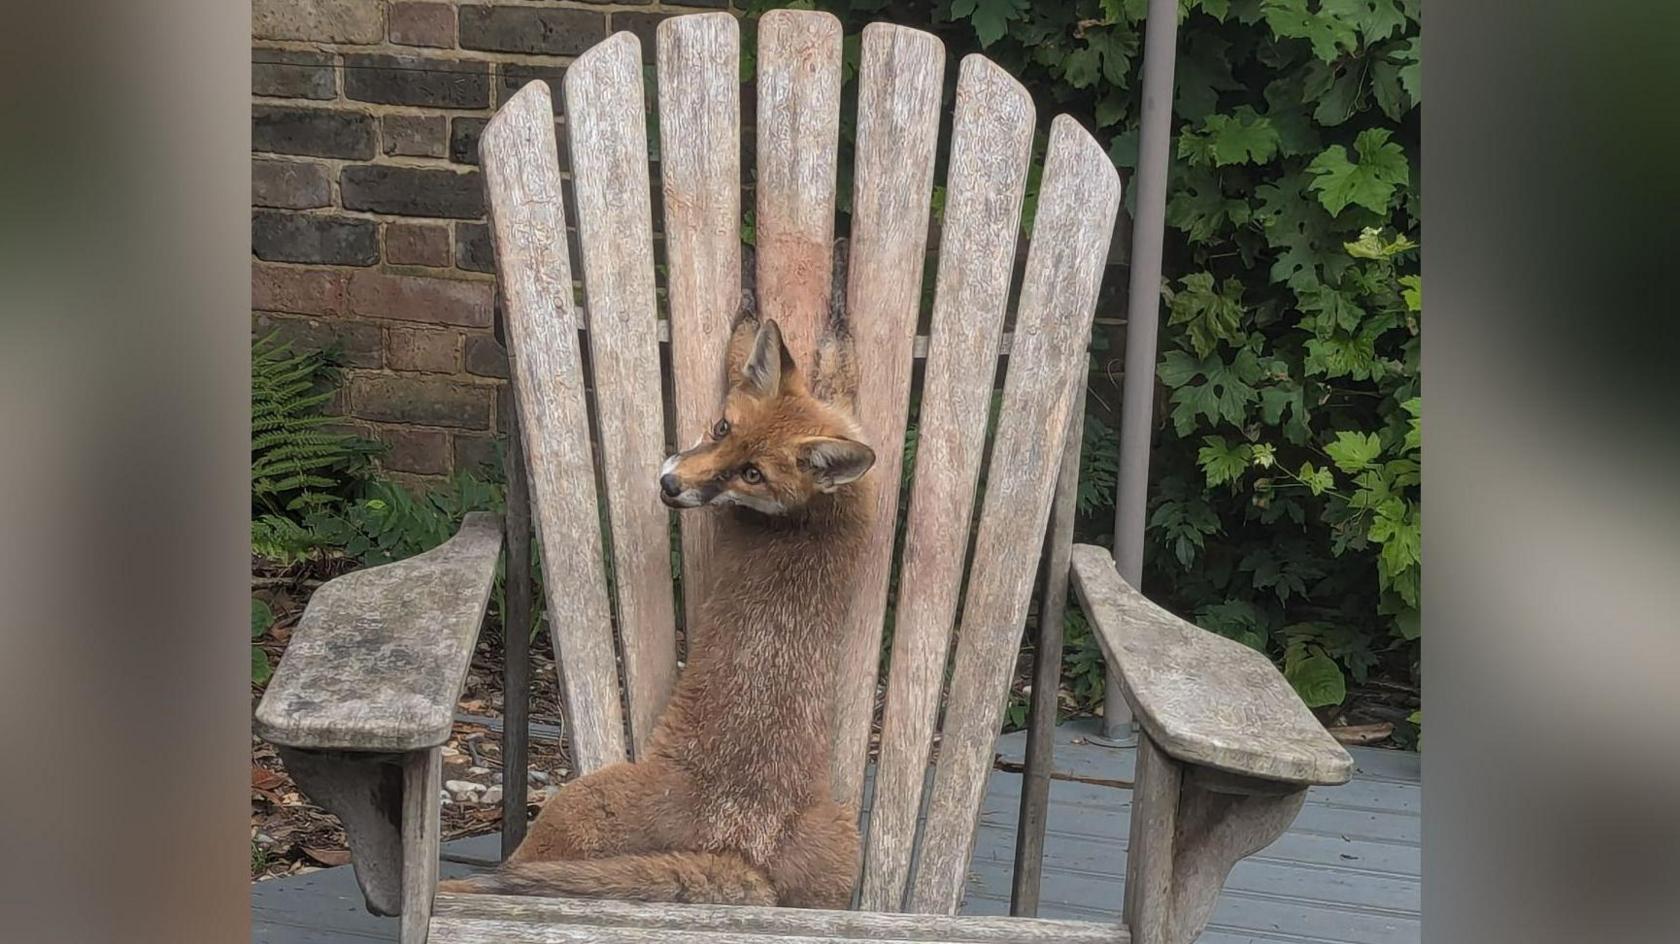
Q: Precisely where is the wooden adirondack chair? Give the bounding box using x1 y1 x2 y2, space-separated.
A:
254 10 1352 944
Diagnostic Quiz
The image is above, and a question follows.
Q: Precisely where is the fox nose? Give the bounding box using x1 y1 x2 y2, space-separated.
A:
659 473 682 497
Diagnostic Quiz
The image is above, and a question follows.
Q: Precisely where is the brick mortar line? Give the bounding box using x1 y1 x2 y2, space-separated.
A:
253 251 501 280
254 96 504 119
254 42 592 72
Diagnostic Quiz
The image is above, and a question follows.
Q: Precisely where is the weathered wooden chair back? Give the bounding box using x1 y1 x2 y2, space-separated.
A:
480 10 1119 915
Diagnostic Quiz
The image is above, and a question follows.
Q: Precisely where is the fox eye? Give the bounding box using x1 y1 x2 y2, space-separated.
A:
712 418 730 440
740 464 763 484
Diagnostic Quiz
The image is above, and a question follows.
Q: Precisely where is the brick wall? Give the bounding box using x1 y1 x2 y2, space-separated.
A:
252 0 733 487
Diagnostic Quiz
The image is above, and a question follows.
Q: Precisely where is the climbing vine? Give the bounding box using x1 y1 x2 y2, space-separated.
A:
745 0 1421 709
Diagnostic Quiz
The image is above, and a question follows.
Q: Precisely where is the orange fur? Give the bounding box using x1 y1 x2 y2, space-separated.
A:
444 259 872 909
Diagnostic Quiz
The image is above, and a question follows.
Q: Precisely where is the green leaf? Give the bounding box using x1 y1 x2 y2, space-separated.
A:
1393 37 1421 100
1325 431 1383 472
1095 93 1129 129
1198 0 1233 20
1306 129 1410 216
1166 272 1246 356
1323 0 1407 44
1395 607 1421 640
1062 46 1101 88
1370 46 1416 120
1261 385 1312 443
1158 349 1205 388
1344 226 1418 259
1400 274 1421 311
1254 171 1352 291
1196 599 1269 651
1181 108 1281 167
1368 500 1421 575
252 646 274 685
1304 331 1380 380
953 0 1029 48
1174 33 1243 121
1402 396 1421 451
1298 461 1335 495
1284 645 1347 707
1305 59 1365 126
1166 166 1250 242
1164 350 1262 433
1087 27 1141 85
252 598 275 640
1108 127 1140 169
1298 282 1365 338
1261 0 1358 61
1198 436 1254 486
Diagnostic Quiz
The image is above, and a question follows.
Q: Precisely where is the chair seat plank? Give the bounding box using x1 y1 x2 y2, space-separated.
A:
480 80 626 773
828 21 946 815
431 894 1123 943
254 513 502 752
1068 543 1354 786
861 54 1035 913
566 31 679 757
657 12 742 636
909 116 1121 915
753 8 843 367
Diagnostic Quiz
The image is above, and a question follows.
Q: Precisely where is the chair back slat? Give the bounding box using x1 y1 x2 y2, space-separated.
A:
656 13 742 636
753 9 843 368
828 21 945 815
564 33 679 757
859 53 1034 913
480 80 627 774
486 15 1127 909
907 115 1121 914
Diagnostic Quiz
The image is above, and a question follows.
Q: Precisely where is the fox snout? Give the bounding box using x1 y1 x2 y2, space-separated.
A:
659 449 718 509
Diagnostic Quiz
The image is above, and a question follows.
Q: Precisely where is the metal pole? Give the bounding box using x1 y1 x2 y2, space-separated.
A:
1106 0 1180 743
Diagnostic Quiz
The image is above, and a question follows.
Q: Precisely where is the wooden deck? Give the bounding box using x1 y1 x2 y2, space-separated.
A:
251 720 1420 943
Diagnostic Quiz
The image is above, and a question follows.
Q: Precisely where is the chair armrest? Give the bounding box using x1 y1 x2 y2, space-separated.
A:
255 512 504 753
1069 544 1352 786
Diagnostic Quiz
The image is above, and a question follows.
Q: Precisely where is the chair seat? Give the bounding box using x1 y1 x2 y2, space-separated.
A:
430 893 1127 943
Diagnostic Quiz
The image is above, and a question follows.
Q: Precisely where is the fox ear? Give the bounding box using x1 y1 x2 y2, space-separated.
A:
800 436 875 491
741 319 794 397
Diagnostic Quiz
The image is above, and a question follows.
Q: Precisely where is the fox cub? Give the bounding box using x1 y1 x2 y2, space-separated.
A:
440 246 874 908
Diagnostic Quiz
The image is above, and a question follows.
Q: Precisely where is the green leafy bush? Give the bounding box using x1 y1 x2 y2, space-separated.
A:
747 0 1421 710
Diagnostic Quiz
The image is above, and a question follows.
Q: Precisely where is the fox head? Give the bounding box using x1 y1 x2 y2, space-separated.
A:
660 318 874 515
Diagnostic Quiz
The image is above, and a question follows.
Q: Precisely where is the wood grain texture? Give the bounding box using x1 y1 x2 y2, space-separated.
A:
909 116 1121 915
480 79 627 774
400 748 441 944
1123 736 1181 944
753 8 842 368
1067 543 1353 786
860 54 1035 914
1163 768 1308 944
566 31 679 758
656 12 741 635
498 359 533 857
827 20 945 816
1011 372 1087 917
254 513 502 752
431 893 1125 943
274 747 406 917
